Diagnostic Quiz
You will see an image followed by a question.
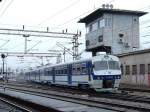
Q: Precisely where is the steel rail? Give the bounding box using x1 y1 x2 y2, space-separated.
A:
0 96 32 112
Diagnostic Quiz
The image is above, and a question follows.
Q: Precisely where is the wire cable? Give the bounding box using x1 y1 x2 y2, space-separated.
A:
52 0 117 29
0 0 14 17
38 0 80 26
0 0 8 13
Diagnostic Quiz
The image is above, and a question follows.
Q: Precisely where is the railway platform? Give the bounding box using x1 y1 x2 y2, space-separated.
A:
0 86 114 112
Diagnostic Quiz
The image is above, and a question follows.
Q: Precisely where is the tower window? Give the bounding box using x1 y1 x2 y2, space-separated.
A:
98 35 103 42
86 40 90 46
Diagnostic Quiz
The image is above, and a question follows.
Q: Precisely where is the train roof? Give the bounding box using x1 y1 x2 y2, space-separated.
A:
45 58 91 68
26 54 119 72
27 58 92 72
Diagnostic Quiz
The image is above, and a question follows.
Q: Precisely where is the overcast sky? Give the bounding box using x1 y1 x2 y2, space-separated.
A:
0 0 150 70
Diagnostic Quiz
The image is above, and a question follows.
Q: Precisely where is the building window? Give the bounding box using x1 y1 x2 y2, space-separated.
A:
120 64 123 75
86 40 90 46
99 19 105 28
132 65 137 75
92 22 98 31
148 64 150 74
98 35 103 42
105 18 111 27
89 24 92 32
125 65 130 75
86 26 90 33
140 64 145 74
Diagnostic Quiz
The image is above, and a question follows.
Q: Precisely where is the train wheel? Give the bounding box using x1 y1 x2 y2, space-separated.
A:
78 84 89 90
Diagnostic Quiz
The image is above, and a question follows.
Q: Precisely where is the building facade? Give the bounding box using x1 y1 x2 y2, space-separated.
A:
118 49 150 87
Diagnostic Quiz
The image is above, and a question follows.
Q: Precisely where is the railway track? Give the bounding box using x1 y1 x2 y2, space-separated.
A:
119 84 150 93
4 81 150 104
0 96 31 112
1 81 150 111
0 82 66 112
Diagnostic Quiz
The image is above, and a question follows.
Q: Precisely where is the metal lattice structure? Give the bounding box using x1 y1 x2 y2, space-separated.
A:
0 26 81 60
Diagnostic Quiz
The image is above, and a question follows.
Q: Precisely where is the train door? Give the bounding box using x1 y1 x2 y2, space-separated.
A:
87 61 92 81
68 64 72 85
38 70 40 82
52 68 55 83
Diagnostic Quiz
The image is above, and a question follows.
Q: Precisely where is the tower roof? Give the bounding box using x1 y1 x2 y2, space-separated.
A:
78 8 147 24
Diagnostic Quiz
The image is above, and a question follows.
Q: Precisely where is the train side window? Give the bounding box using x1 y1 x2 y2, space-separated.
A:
55 70 58 75
64 69 67 74
82 67 87 74
148 64 150 74
61 70 64 74
125 65 130 75
72 67 76 74
140 64 145 74
59 70 61 74
132 65 137 75
77 67 81 74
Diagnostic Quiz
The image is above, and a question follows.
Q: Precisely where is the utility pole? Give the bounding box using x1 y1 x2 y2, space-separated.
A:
63 48 65 62
1 54 6 76
23 34 30 54
1 54 6 91
72 31 81 60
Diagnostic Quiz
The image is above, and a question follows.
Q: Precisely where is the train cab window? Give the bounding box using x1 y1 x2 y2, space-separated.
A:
125 65 130 75
132 65 137 75
148 64 150 74
94 61 108 70
140 64 145 74
108 61 120 70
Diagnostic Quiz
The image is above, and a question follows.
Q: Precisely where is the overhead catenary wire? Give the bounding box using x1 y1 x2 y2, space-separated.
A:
56 1 148 31
38 0 81 26
0 0 8 14
0 0 150 61
51 0 118 29
0 0 14 18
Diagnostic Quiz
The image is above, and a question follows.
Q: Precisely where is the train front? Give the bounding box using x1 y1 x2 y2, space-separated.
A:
91 55 121 92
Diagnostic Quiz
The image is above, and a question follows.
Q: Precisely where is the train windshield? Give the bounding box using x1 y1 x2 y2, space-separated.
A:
108 61 120 70
94 61 108 70
94 60 120 70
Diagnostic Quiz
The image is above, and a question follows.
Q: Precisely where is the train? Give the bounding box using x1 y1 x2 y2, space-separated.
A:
22 54 121 92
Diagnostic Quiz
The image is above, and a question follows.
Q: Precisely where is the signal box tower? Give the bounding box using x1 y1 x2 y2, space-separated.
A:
78 5 147 56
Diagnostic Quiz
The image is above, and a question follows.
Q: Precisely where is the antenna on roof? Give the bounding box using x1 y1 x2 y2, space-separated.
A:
110 4 113 9
102 4 105 8
106 4 109 9
102 4 114 9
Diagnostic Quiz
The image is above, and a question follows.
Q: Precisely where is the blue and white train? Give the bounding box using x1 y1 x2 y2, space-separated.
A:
23 54 121 91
